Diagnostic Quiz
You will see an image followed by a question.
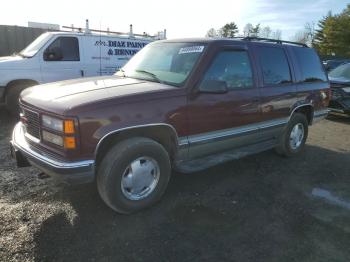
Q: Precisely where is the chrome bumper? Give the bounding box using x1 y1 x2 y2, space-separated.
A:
10 122 95 184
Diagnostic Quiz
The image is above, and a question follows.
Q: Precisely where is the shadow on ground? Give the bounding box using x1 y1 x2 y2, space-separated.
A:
33 145 350 262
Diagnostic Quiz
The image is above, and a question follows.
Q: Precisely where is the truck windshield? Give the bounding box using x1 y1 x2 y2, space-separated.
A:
329 63 350 80
19 33 52 58
117 42 206 86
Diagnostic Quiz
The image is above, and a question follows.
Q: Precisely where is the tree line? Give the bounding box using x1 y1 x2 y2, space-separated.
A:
206 22 282 40
206 4 350 58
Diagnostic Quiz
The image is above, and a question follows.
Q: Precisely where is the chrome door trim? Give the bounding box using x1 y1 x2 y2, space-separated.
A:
187 118 288 146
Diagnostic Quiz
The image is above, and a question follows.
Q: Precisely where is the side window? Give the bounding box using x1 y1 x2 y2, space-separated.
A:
44 37 80 61
293 48 327 82
258 46 292 86
200 50 253 91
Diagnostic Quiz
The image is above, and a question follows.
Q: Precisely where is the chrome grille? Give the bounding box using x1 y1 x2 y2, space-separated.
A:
22 107 40 139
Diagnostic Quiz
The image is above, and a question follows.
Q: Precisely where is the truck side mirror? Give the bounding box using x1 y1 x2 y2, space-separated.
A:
199 79 228 94
44 47 63 61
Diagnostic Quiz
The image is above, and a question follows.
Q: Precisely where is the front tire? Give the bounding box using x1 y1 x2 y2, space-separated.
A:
275 113 308 157
97 137 171 214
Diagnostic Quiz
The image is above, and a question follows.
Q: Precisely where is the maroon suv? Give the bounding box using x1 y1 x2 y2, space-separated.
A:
11 38 330 213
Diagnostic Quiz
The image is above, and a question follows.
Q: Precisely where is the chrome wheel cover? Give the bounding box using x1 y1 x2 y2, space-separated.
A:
121 156 160 201
289 123 304 150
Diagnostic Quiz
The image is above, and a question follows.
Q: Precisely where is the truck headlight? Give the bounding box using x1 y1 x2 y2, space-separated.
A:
42 115 75 134
42 130 64 146
42 115 63 132
41 115 77 149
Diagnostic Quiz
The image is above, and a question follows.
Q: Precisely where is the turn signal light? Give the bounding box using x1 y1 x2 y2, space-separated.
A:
64 120 75 134
64 137 76 149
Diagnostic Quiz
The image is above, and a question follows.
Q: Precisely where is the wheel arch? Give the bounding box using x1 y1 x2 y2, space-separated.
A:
4 79 39 97
94 123 180 170
290 103 314 125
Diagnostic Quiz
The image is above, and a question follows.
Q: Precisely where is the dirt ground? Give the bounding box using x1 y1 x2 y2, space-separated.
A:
0 110 349 262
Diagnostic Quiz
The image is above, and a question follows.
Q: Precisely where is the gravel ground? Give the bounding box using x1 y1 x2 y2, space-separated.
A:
0 110 350 262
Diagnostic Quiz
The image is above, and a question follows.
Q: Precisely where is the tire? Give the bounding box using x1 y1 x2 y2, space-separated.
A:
275 113 308 157
97 137 171 214
5 82 34 115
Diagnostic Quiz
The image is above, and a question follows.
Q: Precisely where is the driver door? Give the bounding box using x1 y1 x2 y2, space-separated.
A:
40 36 83 83
187 48 261 159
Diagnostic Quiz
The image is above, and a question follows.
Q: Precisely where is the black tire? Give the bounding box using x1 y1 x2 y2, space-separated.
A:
275 113 308 157
5 82 34 115
97 137 171 214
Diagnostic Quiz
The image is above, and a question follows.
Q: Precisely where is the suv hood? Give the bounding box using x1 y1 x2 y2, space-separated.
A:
20 76 177 114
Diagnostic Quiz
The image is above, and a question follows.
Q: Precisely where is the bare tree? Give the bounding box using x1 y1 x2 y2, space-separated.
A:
291 22 316 46
206 28 218 38
271 29 282 40
259 26 272 38
243 23 253 37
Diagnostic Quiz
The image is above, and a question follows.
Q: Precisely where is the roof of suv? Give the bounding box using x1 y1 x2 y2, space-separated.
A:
159 37 308 48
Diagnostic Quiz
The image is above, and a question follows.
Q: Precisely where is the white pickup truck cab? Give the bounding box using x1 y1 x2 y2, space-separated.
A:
0 29 162 112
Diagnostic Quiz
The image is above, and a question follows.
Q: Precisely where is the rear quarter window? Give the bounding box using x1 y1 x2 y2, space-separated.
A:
293 48 327 83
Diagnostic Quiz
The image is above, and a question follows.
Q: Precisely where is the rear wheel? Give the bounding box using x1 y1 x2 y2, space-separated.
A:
97 137 171 214
275 113 308 157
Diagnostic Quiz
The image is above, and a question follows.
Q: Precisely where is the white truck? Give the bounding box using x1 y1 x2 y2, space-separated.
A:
0 23 165 113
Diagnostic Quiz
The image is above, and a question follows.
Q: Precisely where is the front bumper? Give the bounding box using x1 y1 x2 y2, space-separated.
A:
10 122 95 184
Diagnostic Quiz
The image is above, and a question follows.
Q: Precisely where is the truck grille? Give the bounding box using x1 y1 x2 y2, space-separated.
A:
22 107 40 139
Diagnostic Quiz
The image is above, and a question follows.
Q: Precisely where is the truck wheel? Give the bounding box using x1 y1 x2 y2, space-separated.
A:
97 137 171 214
5 82 33 115
275 113 308 157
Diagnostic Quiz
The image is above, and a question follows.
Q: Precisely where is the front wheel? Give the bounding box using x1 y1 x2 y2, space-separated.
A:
97 137 171 214
275 113 308 157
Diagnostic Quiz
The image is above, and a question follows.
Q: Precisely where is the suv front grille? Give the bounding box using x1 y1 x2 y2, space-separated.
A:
22 107 40 139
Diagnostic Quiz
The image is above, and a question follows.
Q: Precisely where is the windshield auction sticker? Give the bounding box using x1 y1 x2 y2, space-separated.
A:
178 46 204 54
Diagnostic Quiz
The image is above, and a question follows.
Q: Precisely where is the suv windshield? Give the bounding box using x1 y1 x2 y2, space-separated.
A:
329 63 350 80
19 33 52 58
117 42 206 86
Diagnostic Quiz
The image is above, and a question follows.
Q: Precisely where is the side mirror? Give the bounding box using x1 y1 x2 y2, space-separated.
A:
44 47 63 61
199 79 228 94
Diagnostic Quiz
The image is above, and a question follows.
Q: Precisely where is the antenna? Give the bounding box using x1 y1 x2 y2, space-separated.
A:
85 19 91 34
129 24 134 38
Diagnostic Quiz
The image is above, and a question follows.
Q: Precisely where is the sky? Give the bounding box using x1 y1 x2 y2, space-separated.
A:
0 0 348 40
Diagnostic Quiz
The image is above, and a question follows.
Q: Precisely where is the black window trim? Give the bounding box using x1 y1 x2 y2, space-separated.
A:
44 36 80 62
197 46 257 92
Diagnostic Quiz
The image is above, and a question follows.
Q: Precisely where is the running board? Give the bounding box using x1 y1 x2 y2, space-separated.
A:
174 139 277 173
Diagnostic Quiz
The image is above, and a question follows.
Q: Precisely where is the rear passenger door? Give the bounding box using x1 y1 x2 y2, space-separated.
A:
187 47 261 159
253 45 296 138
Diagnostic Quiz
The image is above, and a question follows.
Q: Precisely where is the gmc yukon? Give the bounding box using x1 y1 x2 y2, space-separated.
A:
11 38 330 213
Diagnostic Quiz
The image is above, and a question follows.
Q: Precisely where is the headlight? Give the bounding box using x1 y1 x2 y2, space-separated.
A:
42 115 63 132
42 115 75 134
42 130 64 146
41 115 77 149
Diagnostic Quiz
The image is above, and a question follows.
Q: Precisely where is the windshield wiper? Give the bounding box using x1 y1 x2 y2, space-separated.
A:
135 70 163 84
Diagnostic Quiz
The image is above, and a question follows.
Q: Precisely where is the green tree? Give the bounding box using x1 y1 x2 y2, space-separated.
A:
219 22 239 38
250 24 260 37
314 5 350 57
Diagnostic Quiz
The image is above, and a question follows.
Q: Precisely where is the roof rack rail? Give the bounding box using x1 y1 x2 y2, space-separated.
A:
232 37 308 47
